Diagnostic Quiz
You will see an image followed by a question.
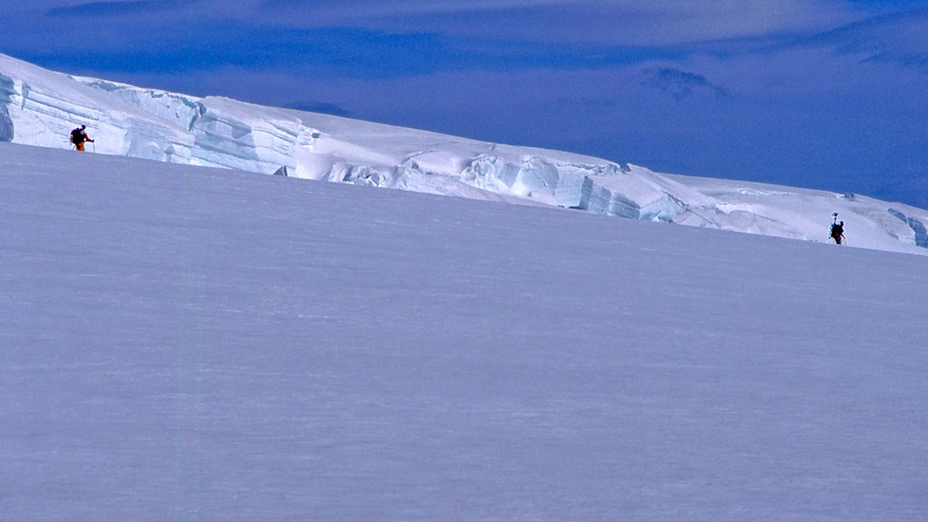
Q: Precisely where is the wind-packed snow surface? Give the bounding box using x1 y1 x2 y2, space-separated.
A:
1 142 927 521
1 52 927 256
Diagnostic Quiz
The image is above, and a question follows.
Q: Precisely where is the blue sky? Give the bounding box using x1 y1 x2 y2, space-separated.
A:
2 0 927 208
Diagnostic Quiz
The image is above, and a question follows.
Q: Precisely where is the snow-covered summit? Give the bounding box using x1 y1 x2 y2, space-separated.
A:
1 52 926 255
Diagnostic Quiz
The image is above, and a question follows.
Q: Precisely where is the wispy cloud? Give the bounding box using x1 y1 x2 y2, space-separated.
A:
46 0 193 18
14 20 689 78
791 9 928 69
254 0 864 46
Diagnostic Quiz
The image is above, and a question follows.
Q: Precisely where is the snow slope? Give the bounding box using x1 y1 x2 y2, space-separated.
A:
1 142 927 521
2 51 927 256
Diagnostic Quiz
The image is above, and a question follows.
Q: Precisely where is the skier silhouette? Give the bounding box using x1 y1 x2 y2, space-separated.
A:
830 213 845 245
70 125 94 151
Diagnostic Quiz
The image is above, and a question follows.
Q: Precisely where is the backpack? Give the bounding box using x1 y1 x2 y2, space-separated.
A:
70 128 84 145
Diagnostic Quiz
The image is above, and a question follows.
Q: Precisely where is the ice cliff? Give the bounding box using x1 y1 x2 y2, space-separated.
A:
1 52 926 255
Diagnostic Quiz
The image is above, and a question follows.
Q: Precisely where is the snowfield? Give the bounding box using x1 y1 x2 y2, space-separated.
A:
2 52 927 256
1 142 926 521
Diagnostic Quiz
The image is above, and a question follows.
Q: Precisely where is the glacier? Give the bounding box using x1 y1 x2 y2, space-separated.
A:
1 52 927 255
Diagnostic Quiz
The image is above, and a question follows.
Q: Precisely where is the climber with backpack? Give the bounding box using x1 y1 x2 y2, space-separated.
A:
70 125 94 151
830 213 845 245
